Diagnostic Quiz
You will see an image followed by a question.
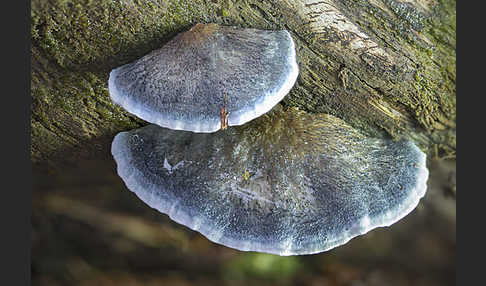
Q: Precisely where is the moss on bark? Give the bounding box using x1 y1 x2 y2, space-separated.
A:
31 0 455 168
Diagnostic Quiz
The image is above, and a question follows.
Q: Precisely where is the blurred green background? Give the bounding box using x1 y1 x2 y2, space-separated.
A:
32 156 455 286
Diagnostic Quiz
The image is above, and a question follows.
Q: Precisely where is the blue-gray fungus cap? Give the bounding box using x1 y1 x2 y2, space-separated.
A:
108 23 299 133
111 107 429 255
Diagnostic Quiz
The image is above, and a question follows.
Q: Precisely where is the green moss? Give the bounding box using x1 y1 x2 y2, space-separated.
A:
31 0 455 165
221 8 228 17
344 0 455 156
409 0 455 137
31 0 223 70
31 0 229 165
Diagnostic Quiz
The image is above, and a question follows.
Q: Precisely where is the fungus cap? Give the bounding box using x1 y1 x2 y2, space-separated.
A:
111 107 429 255
108 23 299 133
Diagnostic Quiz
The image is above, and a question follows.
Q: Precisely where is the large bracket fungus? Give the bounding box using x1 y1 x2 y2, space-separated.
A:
108 23 298 133
111 107 428 255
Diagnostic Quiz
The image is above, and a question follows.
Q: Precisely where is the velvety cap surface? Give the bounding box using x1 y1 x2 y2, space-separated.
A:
111 107 428 255
109 23 298 132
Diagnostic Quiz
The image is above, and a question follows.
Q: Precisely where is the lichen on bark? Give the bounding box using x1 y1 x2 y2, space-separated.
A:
31 0 455 168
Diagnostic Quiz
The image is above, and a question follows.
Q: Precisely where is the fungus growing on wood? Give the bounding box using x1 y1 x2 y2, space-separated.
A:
111 107 428 255
108 23 298 133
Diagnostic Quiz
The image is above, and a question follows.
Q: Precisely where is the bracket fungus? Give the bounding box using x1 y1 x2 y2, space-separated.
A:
108 23 298 133
111 107 428 255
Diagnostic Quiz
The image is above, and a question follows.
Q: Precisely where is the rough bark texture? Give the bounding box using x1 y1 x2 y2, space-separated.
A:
31 0 456 169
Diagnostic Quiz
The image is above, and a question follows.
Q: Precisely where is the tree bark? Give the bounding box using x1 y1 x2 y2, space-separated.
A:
31 0 455 169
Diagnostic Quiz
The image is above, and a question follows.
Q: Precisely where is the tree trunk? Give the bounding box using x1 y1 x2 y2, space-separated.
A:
31 0 456 169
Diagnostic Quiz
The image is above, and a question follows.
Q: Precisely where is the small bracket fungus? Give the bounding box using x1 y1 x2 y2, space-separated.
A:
111 107 429 256
108 23 298 133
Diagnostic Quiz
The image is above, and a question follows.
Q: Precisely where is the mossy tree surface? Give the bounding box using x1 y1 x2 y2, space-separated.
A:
31 0 455 168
